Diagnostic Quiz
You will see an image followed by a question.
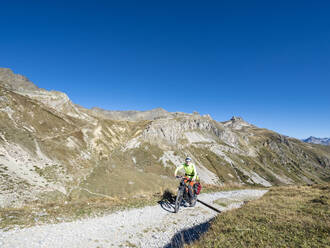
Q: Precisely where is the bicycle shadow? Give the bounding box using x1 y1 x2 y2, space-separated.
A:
158 190 176 213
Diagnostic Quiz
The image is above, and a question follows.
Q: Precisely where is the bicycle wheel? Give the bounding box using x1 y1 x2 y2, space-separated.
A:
174 188 183 213
189 195 197 207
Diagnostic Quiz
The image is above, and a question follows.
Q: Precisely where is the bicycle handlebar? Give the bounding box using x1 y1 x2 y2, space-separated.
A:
175 176 192 182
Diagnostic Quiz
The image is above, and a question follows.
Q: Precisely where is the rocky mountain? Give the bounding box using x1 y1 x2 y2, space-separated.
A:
89 107 171 121
88 107 209 121
0 68 39 92
0 68 329 208
303 136 330 146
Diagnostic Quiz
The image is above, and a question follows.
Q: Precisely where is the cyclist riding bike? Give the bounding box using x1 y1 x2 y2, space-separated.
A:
174 157 199 203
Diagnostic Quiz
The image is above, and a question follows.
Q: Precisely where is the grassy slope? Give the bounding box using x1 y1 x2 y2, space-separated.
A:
190 184 330 248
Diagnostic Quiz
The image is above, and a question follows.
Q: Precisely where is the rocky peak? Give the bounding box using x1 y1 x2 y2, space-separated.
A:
0 68 94 121
231 116 244 122
90 107 171 121
222 116 251 130
303 136 330 146
149 107 168 114
0 68 39 92
140 114 227 146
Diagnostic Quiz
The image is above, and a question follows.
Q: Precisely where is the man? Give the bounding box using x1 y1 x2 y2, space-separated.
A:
174 157 199 202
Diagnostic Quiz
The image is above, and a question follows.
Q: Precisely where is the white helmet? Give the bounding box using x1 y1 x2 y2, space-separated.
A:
185 157 192 162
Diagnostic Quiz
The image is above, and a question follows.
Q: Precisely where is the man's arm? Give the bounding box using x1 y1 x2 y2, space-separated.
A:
174 164 184 177
192 163 197 181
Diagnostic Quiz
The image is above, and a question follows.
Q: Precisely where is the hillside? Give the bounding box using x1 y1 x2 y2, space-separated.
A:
190 184 330 248
0 68 329 208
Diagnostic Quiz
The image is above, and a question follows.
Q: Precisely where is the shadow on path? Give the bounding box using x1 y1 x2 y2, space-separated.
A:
158 190 191 213
163 218 214 248
158 190 176 213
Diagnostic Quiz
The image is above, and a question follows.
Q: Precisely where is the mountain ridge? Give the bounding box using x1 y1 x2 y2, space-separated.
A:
303 136 330 146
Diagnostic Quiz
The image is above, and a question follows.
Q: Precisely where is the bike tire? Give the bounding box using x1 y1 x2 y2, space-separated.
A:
189 196 197 207
174 188 183 213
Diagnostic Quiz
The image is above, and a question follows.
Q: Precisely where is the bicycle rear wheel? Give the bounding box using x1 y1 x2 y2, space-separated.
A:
174 188 183 213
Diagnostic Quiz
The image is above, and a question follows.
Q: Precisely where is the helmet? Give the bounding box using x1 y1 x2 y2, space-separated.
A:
185 157 192 162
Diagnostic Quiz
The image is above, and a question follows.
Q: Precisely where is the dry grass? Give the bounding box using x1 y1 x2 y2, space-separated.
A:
0 191 162 230
189 184 330 248
202 182 264 193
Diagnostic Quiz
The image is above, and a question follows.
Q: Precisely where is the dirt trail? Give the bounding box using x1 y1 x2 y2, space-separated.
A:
0 189 267 248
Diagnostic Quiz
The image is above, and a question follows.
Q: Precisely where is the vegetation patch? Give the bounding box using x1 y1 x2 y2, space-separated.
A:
214 198 241 207
201 183 262 194
189 184 330 248
0 192 162 230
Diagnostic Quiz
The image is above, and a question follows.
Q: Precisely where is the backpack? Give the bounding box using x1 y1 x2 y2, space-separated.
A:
194 182 202 195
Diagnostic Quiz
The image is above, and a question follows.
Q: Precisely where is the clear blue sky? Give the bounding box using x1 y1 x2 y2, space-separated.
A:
1 1 329 139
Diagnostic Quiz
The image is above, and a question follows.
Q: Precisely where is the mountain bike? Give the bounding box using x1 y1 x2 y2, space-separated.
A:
174 176 197 213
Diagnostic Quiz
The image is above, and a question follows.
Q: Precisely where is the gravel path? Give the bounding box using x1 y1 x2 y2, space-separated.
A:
0 189 268 248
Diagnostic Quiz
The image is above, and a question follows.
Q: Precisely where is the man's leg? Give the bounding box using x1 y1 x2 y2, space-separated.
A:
188 183 194 203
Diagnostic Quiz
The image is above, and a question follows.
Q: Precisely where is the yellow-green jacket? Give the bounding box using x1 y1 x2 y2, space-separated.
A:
174 163 198 181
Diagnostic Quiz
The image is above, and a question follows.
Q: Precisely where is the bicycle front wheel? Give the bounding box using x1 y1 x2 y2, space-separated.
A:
174 188 183 213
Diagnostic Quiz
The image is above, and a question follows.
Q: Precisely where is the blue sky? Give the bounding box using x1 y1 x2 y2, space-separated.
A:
1 1 329 138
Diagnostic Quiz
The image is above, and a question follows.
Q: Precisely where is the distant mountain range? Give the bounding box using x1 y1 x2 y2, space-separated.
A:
303 137 330 146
